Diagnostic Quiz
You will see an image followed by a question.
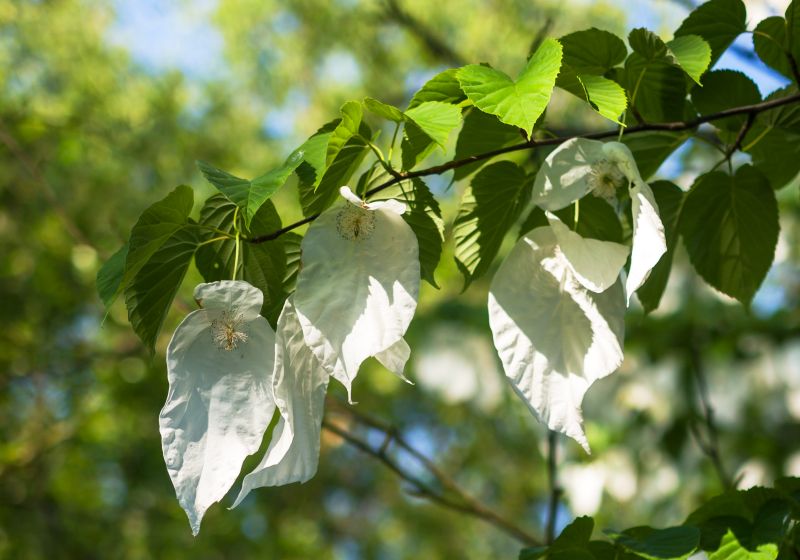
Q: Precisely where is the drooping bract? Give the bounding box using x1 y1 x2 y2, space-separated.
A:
294 187 420 399
160 280 277 535
233 297 330 506
488 226 625 452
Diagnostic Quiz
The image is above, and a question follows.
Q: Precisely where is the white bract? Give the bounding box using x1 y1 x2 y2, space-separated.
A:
295 186 420 399
160 280 276 535
531 138 667 302
233 297 330 506
488 226 625 452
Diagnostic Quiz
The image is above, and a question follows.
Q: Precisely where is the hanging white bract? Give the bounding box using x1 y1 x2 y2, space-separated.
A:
488 226 625 452
160 280 277 535
294 187 420 399
531 138 667 302
233 297 330 506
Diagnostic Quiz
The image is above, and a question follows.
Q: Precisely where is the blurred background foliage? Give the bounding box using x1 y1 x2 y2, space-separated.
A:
1 0 799 558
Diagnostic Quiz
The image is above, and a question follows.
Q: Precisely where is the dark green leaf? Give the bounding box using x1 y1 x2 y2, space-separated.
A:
629 28 669 60
609 525 700 559
125 225 200 353
744 87 800 189
96 243 129 310
121 185 194 296
637 181 684 313
679 166 779 305
198 153 303 228
401 120 438 170
453 108 521 180
377 178 445 287
621 131 690 179
408 68 466 108
675 0 747 66
454 161 531 288
457 38 562 135
295 119 340 189
753 16 793 79
195 194 287 325
553 196 623 242
518 206 548 238
560 28 628 74
692 70 761 134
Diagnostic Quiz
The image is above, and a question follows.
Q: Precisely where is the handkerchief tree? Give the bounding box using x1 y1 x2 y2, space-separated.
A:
97 0 800 556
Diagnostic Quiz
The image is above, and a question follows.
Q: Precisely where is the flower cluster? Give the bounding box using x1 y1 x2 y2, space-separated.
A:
161 187 420 534
490 138 667 451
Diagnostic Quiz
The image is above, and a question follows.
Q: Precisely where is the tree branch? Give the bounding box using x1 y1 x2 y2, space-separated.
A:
248 91 800 244
324 401 542 547
545 430 561 544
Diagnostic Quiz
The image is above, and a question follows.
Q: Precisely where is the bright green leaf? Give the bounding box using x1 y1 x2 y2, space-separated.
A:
457 38 562 135
295 119 340 189
408 68 465 108
404 100 462 148
708 529 778 560
326 101 363 167
666 34 712 84
453 161 531 288
364 97 405 122
679 166 779 305
560 71 627 123
675 0 746 65
629 28 669 60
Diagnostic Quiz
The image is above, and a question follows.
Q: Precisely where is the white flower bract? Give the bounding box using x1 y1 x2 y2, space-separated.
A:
488 226 626 452
294 187 420 399
160 280 277 535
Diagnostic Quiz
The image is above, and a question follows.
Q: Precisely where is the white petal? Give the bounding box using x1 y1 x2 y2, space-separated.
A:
531 138 606 211
375 337 413 383
626 181 667 303
338 185 364 206
193 280 265 320
232 298 330 506
488 226 625 452
367 198 407 215
160 284 276 535
295 201 420 399
548 216 630 293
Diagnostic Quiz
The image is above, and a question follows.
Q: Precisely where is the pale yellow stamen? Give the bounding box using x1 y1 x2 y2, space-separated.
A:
588 160 626 199
211 310 249 351
336 206 376 241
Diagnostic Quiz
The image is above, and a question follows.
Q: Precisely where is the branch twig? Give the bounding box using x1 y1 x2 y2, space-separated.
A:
545 430 561 544
249 91 800 244
324 402 542 547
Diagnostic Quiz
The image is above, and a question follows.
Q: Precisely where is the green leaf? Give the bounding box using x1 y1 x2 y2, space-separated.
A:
629 28 669 60
691 70 761 134
621 131 690 179
377 178 445 287
326 101 363 167
299 123 371 216
401 120 438 170
675 0 746 66
637 181 684 313
125 225 200 353
404 101 462 148
610 526 700 559
744 87 800 189
553 196 624 243
457 38 562 135
364 97 405 122
453 161 531 288
666 34 712 84
197 153 303 228
518 206 548 238
559 70 627 123
295 119 340 189
121 185 194 296
560 28 628 74
624 52 689 122
96 243 129 310
679 166 779 305
194 195 288 325
753 17 793 79
708 529 778 560
408 68 466 108
453 108 521 180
